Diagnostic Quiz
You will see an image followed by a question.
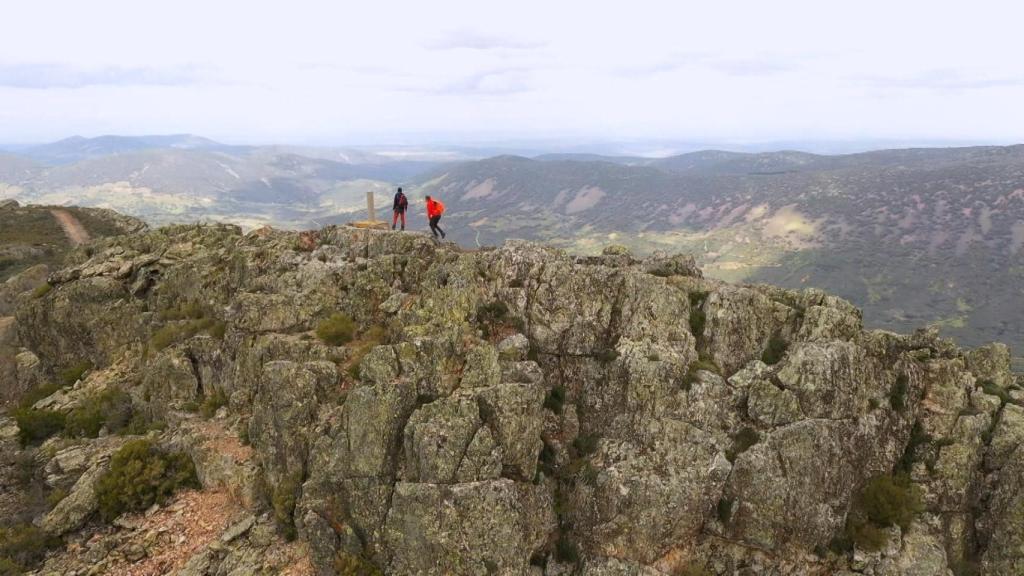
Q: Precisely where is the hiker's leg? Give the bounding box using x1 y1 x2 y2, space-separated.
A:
392 210 399 229
399 211 406 230
429 216 439 237
436 216 445 239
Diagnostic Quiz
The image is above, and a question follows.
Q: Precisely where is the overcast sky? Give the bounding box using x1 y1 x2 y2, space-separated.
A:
1 0 1023 148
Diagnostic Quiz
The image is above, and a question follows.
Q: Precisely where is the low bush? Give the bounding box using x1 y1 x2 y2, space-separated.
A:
572 434 600 457
344 325 387 381
477 300 524 340
333 552 383 576
316 313 356 346
31 283 52 299
59 360 93 386
717 497 734 524
150 318 221 351
158 301 206 321
897 421 931 474
199 388 228 419
761 334 789 365
554 534 580 564
18 381 64 409
890 373 909 411
47 487 69 509
726 428 760 463
271 473 303 541
682 358 721 390
840 474 923 552
688 291 708 337
95 439 199 522
65 389 133 438
13 408 66 447
0 524 60 574
543 385 566 414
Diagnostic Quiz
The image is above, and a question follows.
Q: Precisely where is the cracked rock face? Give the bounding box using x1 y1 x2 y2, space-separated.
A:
1 223 1022 575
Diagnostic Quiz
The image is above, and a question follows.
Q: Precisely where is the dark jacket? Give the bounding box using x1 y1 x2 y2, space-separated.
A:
393 191 408 212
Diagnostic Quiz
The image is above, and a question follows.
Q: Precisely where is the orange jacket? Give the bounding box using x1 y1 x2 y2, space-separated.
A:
426 198 445 218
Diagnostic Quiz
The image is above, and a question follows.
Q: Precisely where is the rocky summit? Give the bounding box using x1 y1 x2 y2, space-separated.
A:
0 222 1022 575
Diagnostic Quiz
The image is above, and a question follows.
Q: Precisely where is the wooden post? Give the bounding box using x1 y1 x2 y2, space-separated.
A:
366 191 376 223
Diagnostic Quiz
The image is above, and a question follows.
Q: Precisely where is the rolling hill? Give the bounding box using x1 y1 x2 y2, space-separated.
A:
416 147 1024 361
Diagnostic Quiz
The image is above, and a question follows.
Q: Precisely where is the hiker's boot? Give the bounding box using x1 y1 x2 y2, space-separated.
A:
391 224 396 230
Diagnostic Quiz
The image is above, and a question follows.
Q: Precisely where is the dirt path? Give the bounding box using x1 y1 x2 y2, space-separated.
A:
49 208 91 246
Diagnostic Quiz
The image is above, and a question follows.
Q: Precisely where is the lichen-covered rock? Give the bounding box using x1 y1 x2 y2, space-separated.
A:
383 479 544 574
4 223 1020 576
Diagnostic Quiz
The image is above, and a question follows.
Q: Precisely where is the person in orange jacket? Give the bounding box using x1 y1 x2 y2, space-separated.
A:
425 195 446 239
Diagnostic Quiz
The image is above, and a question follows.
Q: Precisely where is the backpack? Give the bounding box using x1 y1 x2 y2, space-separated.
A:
398 193 408 209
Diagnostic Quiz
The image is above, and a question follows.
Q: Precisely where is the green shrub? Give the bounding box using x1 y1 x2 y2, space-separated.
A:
59 360 93 386
181 400 200 413
344 325 387 381
0 557 22 576
47 487 69 509
890 373 909 411
688 291 708 337
477 301 521 340
595 348 619 363
150 318 221 351
717 497 734 524
979 379 1018 406
207 320 227 340
18 381 63 409
897 421 932 474
554 534 580 564
572 434 600 457
682 358 721 390
333 552 383 576
14 408 66 447
158 301 206 321
842 474 923 552
199 388 228 419
477 300 510 326
65 389 133 438
316 313 356 346
31 283 52 299
726 428 760 463
121 412 166 436
0 524 60 573
95 439 199 522
761 334 789 365
272 473 303 541
543 385 566 414
538 441 557 477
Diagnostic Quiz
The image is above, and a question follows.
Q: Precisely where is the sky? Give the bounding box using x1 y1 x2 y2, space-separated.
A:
1 0 1023 148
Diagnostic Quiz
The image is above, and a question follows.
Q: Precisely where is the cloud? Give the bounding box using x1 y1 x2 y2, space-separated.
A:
621 53 797 77
866 68 1024 92
397 67 533 96
425 29 544 51
0 63 210 89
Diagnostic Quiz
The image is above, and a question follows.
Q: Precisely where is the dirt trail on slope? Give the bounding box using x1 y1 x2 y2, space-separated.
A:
49 208 91 246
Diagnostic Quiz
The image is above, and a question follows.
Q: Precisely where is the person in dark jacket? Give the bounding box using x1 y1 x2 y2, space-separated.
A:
392 187 409 231
425 195 446 239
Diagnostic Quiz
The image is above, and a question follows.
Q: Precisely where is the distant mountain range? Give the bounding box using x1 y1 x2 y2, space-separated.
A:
1 135 1022 363
0 134 457 229
416 146 1024 362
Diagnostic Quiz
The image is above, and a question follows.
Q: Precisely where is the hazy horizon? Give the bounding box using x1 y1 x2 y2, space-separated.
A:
2 0 1023 146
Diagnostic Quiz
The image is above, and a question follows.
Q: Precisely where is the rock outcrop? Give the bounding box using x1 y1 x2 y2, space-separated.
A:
0 223 1020 575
